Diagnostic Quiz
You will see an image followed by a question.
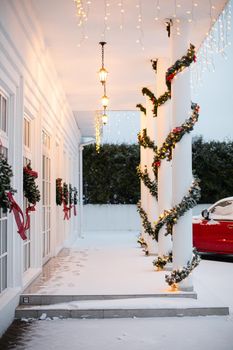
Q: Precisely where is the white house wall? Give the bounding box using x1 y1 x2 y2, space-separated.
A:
0 0 81 336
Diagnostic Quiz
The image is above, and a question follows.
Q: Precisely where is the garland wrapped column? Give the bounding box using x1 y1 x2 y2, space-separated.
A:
139 109 149 244
145 95 158 255
156 57 172 261
171 20 193 291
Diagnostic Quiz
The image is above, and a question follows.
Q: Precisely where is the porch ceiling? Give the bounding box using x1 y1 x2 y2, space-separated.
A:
31 0 227 135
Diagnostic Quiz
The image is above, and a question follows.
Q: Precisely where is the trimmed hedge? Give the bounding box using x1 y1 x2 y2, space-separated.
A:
192 137 233 203
83 139 233 204
83 144 140 204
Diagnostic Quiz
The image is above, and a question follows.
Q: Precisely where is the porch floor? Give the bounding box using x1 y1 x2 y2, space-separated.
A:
21 231 233 314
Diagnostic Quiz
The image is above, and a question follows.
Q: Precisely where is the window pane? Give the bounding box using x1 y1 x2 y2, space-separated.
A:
2 97 7 132
1 220 7 254
2 256 7 290
211 201 233 216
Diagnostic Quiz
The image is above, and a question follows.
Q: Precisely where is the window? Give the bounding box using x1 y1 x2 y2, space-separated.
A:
42 130 50 149
42 131 51 260
24 118 30 148
0 146 8 293
210 200 233 217
23 157 31 272
0 92 8 133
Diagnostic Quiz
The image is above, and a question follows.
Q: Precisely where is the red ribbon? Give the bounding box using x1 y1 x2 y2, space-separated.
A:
25 205 36 231
23 167 38 178
166 73 175 82
74 205 77 216
7 192 27 240
63 201 69 220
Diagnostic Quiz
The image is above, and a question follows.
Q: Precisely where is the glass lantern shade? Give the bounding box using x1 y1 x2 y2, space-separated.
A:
101 94 109 107
102 113 108 125
99 67 108 84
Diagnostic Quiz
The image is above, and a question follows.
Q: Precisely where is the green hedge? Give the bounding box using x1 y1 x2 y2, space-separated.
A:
83 139 233 204
192 137 233 203
83 144 140 204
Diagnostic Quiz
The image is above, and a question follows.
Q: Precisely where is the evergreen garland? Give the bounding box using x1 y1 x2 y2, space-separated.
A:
56 178 63 206
23 163 40 205
136 166 158 199
137 201 159 242
166 44 196 90
165 248 200 287
152 103 200 171
0 153 16 213
73 187 78 205
141 87 158 117
138 129 157 151
154 177 201 238
153 252 173 270
137 44 196 118
136 103 146 115
63 182 69 205
69 184 73 206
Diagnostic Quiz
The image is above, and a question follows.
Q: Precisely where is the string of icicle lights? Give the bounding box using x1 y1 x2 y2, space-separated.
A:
74 0 231 53
191 0 232 92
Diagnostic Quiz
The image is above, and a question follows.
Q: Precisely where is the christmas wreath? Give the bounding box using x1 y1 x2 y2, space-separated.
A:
0 151 26 239
23 163 40 231
63 182 69 220
56 178 63 206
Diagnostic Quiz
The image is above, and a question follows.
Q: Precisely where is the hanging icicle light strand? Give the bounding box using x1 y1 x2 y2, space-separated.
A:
136 0 145 50
154 0 160 21
191 0 232 92
118 0 125 30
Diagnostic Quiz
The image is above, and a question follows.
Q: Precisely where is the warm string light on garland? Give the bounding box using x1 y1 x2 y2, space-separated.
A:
152 103 200 172
137 201 159 242
153 177 201 238
153 252 172 270
137 44 196 117
138 128 157 151
165 248 201 287
191 0 231 92
95 111 102 153
137 235 149 255
137 44 201 284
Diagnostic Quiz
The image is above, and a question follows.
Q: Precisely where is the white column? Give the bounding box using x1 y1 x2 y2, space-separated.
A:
157 58 172 257
140 111 148 240
172 21 193 291
146 95 158 255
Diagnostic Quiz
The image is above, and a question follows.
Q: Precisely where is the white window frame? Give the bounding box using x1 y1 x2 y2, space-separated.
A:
42 130 51 263
0 89 9 294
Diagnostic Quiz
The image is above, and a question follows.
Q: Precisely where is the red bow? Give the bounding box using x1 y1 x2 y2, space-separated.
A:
63 201 69 220
25 205 36 231
7 192 27 240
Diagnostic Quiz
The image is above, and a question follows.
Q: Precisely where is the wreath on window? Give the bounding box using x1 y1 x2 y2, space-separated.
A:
56 178 63 206
0 151 26 239
23 163 40 205
23 163 40 231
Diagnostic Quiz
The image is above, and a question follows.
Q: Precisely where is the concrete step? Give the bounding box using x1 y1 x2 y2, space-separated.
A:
19 292 197 305
15 296 229 318
15 304 229 319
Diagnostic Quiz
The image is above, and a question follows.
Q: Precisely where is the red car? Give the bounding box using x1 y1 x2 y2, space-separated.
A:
193 197 233 255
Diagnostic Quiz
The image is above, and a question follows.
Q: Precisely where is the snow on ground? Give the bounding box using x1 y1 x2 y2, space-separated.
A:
2 316 233 350
12 230 233 350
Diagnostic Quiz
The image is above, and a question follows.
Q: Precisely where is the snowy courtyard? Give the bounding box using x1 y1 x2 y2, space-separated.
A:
1 231 233 349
